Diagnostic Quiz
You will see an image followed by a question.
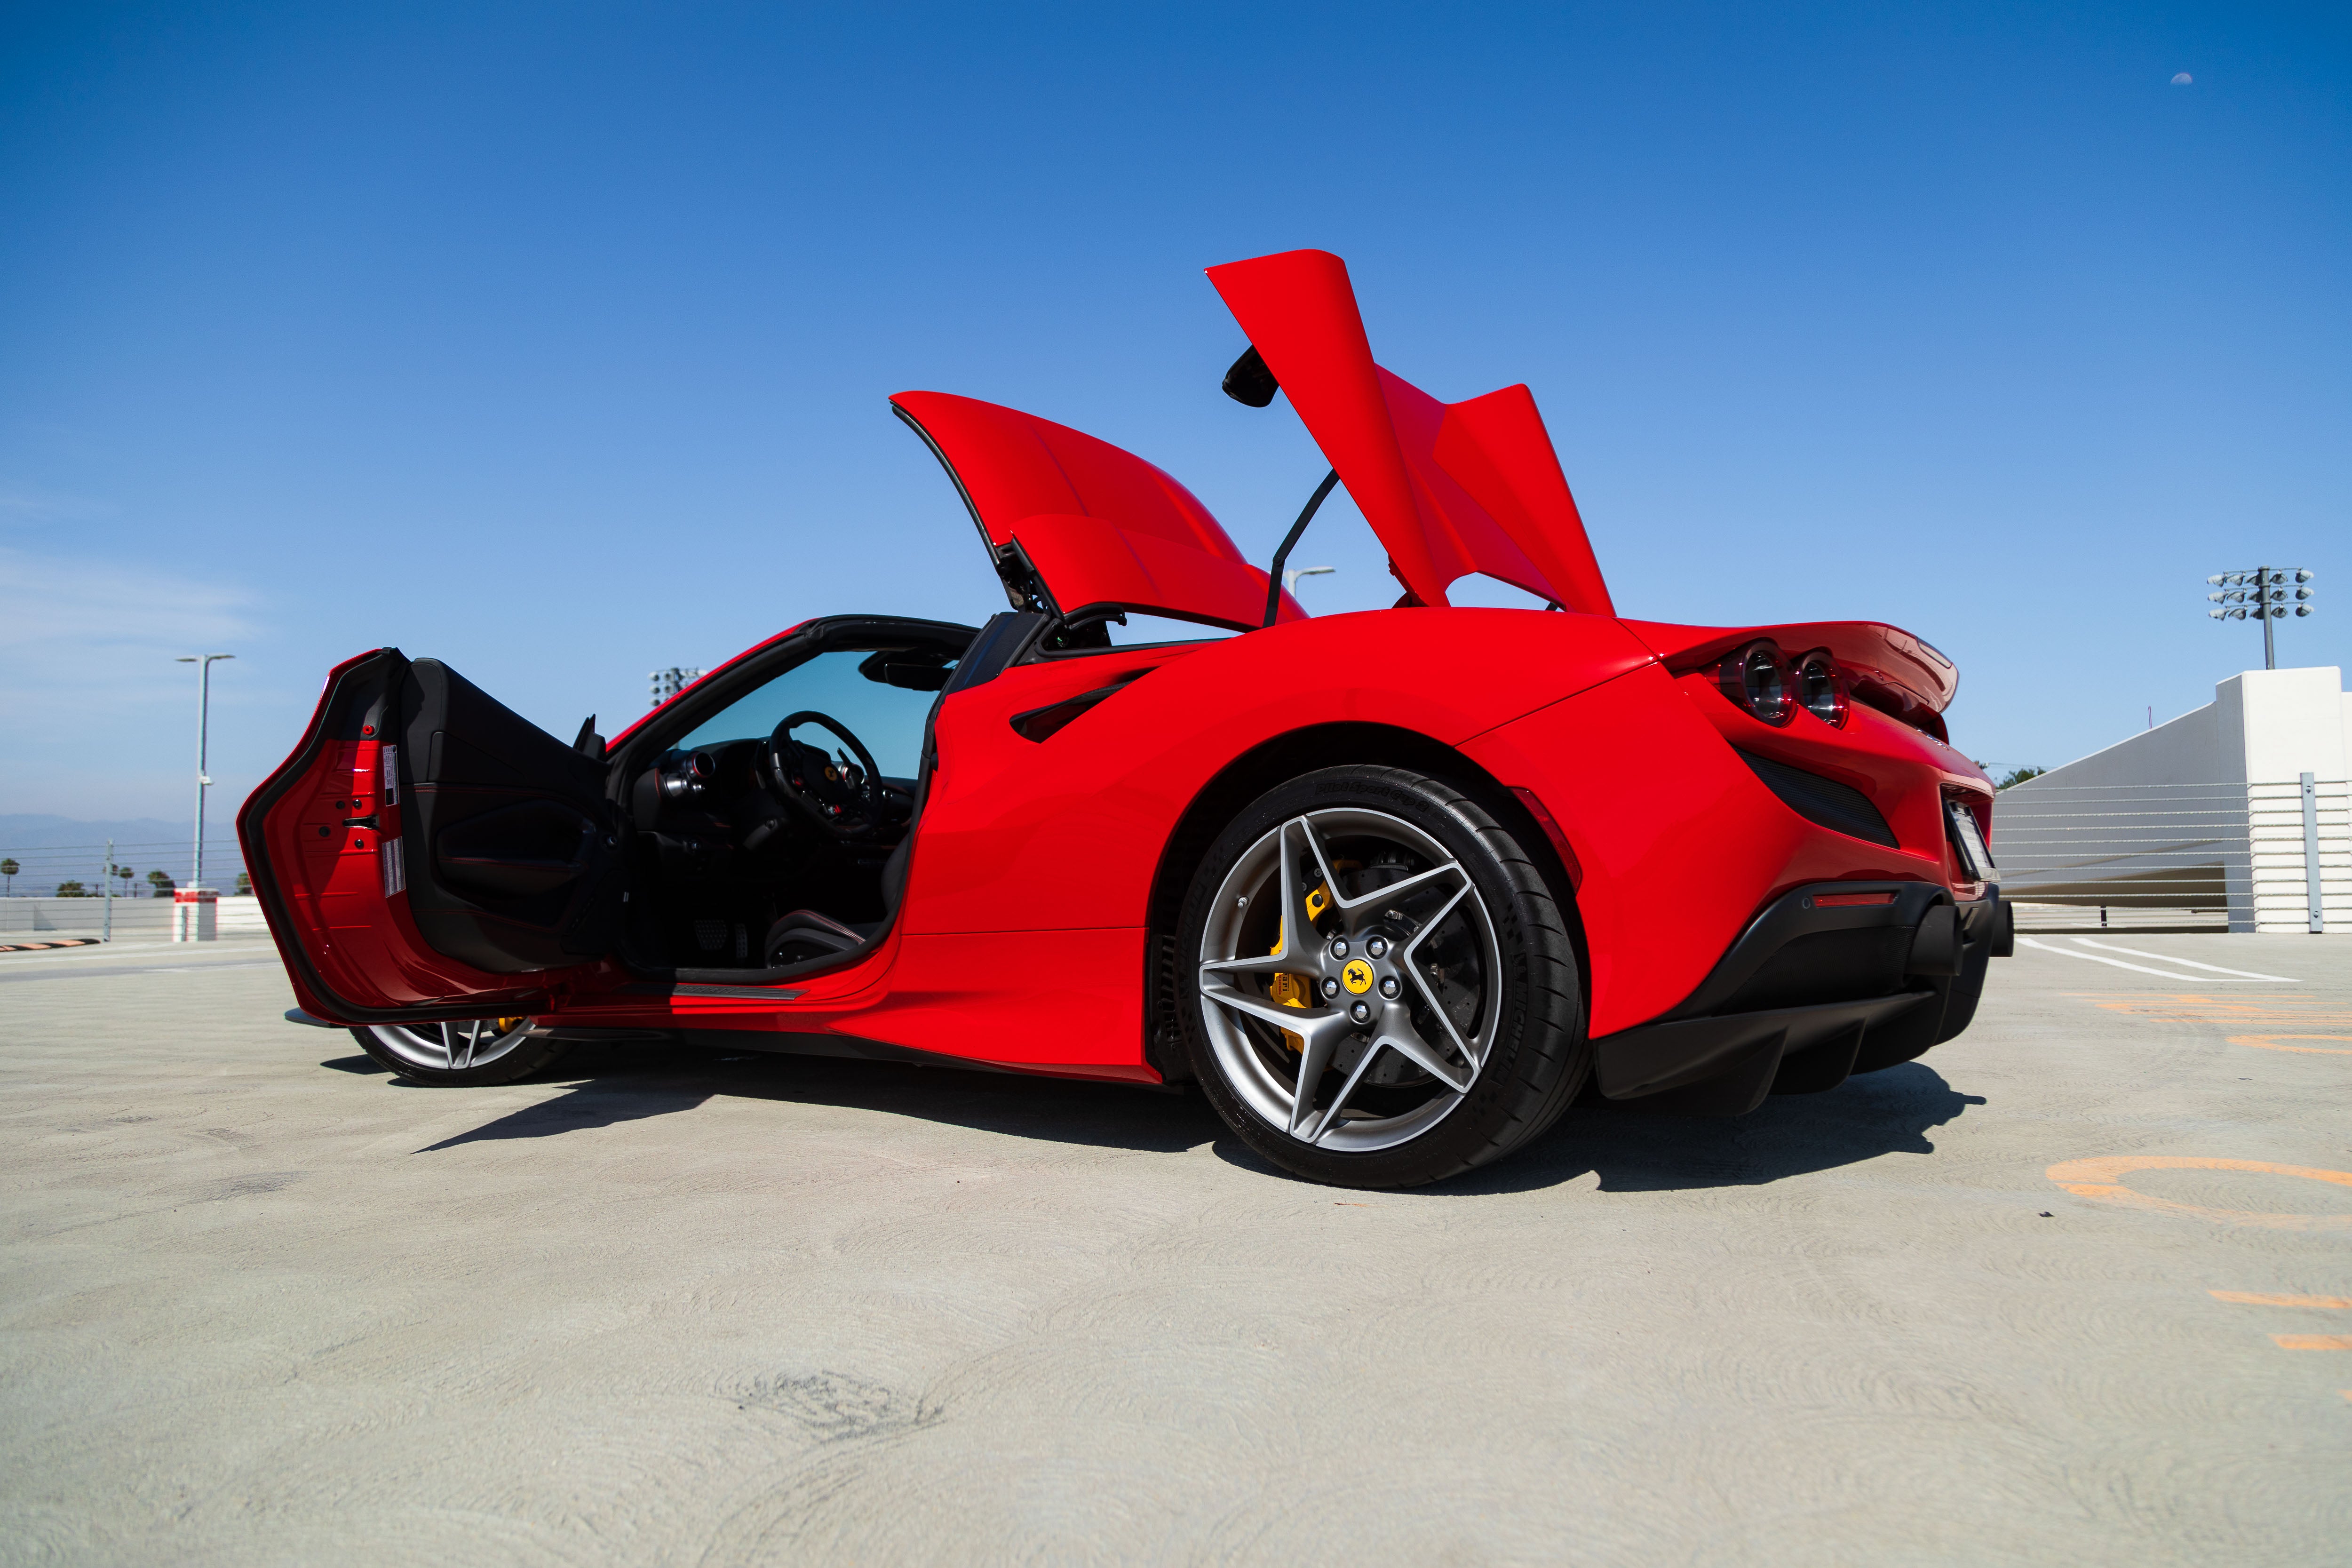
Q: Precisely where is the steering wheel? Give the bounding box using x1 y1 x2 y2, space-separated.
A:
764 710 885 839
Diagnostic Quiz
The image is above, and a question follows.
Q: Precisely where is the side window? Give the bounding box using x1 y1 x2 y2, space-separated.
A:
675 650 948 780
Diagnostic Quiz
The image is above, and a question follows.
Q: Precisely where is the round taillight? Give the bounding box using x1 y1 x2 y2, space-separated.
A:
1797 651 1849 727
1721 641 1793 725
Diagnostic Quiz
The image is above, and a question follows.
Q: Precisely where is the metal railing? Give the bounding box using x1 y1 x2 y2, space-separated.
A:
1991 778 2348 935
2254 774 2348 934
0 839 248 902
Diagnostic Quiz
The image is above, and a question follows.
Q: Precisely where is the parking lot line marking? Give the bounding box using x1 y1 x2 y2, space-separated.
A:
2270 1335 2352 1351
2227 1034 2352 1056
2070 938 2300 981
2045 1155 2352 1231
2018 938 2273 982
2210 1291 2352 1308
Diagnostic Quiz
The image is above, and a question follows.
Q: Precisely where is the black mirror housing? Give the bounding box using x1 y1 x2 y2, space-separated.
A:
1222 345 1279 408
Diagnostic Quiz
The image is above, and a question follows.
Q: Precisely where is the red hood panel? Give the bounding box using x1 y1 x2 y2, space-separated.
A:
892 390 1302 629
1205 248 1614 615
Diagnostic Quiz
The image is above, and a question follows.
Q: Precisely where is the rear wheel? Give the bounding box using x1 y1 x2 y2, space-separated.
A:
352 1018 569 1085
1177 765 1587 1188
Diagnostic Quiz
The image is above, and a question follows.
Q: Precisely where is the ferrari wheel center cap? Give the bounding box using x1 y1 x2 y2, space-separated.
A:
1340 959 1375 995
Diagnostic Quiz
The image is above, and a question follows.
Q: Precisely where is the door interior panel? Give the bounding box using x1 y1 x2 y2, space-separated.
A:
437 799 596 898
400 659 621 973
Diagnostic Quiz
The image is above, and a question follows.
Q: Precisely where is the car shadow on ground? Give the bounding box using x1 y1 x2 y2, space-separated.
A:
402 1043 1227 1156
377 1040 1981 1191
318 1053 389 1074
1438 1063 1987 1197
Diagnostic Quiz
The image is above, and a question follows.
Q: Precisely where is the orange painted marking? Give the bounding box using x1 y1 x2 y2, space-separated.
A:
2271 1335 2352 1351
2210 1291 2352 1309
2044 1156 2352 1231
2066 994 2352 1025
2227 1034 2352 1056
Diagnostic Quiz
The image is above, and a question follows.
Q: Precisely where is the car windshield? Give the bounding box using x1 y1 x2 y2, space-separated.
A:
675 649 945 780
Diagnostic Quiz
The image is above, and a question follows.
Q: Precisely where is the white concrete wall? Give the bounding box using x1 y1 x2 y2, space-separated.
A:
2220 666 2347 783
0 896 268 938
2008 700 2226 789
1992 666 2348 934
2226 668 2350 933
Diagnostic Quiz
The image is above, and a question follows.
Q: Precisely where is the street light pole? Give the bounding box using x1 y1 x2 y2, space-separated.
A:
175 654 235 890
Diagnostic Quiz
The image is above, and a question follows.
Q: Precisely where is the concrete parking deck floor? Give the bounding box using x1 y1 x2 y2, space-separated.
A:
4 932 2347 1566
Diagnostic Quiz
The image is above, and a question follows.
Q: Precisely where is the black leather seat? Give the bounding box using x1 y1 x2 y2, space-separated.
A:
761 832 913 965
763 907 878 963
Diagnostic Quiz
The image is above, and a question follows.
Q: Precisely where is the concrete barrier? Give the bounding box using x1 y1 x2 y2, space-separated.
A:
0 896 267 937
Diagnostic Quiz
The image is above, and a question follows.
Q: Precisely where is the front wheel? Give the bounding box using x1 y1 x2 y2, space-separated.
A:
1176 765 1588 1188
352 1018 570 1085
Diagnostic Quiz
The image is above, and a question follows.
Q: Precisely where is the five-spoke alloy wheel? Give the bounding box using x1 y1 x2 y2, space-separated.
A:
1177 765 1588 1187
351 1018 569 1085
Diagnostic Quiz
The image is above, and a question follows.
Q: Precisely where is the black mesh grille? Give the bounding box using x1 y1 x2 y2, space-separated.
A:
1736 749 1899 848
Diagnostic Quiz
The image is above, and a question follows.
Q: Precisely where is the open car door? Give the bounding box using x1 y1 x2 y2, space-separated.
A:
891 390 1305 631
238 648 626 1024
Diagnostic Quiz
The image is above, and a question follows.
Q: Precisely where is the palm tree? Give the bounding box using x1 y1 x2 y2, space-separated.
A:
147 869 174 898
0 859 16 897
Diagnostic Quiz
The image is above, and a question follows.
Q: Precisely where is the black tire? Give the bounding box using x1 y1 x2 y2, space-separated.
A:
1176 764 1587 1188
350 1020 570 1086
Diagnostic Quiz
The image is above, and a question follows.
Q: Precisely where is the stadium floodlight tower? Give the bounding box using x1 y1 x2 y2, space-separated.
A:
2207 566 2316 670
649 666 704 708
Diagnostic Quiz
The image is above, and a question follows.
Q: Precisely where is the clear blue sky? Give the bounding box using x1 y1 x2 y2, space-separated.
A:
2 1 2345 821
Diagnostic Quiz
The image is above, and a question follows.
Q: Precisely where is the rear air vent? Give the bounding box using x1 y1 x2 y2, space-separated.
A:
1736 749 1899 848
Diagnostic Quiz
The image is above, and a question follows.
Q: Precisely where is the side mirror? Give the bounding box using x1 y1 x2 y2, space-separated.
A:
1222 345 1279 408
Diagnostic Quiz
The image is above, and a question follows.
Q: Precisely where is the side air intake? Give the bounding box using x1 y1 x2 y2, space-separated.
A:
1736 749 1899 848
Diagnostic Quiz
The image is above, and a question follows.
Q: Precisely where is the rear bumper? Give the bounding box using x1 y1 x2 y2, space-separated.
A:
1592 882 2010 1115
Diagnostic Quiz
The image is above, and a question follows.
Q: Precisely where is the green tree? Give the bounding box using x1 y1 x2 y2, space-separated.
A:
234 872 252 896
55 879 87 898
1995 766 2046 790
0 858 16 896
147 869 174 898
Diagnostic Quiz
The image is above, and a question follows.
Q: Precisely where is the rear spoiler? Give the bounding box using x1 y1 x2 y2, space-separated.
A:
1625 619 1959 741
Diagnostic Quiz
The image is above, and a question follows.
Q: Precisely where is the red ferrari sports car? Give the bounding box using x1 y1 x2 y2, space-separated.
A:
241 248 2010 1188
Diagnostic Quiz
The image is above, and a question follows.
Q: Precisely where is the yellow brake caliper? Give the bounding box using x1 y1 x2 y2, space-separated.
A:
1266 884 1331 1052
